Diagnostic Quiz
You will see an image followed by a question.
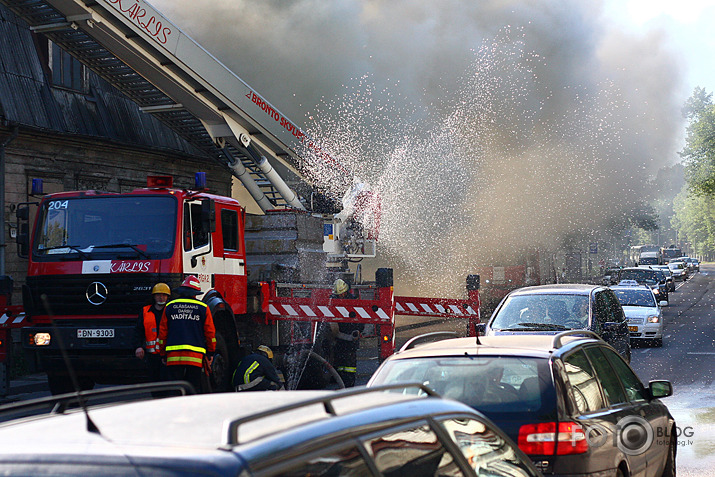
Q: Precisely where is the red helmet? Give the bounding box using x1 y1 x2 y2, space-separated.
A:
178 275 202 295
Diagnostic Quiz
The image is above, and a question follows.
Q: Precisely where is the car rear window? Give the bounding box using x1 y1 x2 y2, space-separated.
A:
371 356 555 418
490 294 590 331
612 289 656 307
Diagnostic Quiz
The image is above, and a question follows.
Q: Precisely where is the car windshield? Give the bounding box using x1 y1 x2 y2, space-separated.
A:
668 263 684 270
619 269 657 284
33 195 177 260
490 294 589 331
372 356 554 417
612 289 657 307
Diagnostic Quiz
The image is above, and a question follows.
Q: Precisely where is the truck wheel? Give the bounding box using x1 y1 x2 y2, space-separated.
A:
209 333 231 392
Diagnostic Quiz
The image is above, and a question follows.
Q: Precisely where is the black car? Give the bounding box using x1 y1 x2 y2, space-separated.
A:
369 331 676 477
617 267 669 304
0 382 541 476
480 284 631 363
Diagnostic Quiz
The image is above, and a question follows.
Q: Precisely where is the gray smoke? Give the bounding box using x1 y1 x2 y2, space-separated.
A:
154 0 686 294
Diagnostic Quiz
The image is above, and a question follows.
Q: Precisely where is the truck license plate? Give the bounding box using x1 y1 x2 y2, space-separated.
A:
77 329 114 338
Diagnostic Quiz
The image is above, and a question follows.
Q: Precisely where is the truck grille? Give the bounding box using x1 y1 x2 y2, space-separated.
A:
25 274 182 317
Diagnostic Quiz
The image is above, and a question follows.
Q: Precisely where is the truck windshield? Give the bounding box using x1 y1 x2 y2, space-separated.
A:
33 196 177 260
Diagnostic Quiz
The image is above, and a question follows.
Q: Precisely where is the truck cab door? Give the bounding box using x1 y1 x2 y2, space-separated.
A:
182 199 214 292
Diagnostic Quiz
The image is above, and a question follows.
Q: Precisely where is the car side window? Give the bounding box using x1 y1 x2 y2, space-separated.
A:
602 347 648 402
440 417 539 476
584 347 627 406
562 350 605 413
364 421 465 476
275 444 373 476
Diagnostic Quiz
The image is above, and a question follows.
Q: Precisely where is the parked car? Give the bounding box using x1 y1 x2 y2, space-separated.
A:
611 283 664 347
480 284 631 362
652 265 676 292
368 331 676 477
0 381 542 476
618 267 669 304
667 261 688 281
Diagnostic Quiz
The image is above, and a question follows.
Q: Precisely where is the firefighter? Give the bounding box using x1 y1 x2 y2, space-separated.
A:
158 276 216 393
330 279 364 387
134 282 170 382
232 345 284 391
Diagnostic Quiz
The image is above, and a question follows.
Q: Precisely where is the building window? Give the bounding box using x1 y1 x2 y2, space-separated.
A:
50 42 84 91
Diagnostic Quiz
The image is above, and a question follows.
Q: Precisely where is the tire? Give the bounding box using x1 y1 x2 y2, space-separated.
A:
653 338 663 348
661 435 676 477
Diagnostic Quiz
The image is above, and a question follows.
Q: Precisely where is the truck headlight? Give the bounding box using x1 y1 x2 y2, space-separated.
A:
647 316 660 323
32 333 51 346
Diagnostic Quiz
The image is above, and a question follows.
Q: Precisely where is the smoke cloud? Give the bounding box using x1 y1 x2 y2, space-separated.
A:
153 0 686 294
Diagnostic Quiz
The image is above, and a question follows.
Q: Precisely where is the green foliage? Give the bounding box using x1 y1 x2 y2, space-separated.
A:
680 87 715 196
672 189 715 256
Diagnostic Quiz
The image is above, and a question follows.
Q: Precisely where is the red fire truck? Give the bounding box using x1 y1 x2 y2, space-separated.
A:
12 176 479 394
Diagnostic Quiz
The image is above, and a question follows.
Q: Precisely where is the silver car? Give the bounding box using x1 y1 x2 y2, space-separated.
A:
611 284 664 347
668 261 687 281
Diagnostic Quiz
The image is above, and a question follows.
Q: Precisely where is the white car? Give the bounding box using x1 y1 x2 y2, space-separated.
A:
611 284 664 347
668 261 687 281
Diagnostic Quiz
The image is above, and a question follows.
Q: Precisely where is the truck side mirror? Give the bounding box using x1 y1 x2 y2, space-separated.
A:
201 198 215 234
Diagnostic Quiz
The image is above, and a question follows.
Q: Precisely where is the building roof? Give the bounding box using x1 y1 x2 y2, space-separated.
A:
0 4 206 157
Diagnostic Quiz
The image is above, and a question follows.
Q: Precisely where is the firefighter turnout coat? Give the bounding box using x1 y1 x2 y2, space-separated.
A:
137 305 162 354
158 298 216 367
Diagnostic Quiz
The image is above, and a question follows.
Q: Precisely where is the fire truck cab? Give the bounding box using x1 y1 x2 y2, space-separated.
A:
17 175 248 393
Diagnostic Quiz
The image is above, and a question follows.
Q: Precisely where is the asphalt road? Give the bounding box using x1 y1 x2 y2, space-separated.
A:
628 264 715 476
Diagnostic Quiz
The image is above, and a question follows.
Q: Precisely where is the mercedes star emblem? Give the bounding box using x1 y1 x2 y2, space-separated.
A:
86 282 108 306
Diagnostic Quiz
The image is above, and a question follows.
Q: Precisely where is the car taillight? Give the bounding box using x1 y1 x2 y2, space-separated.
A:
555 422 588 455
518 422 588 455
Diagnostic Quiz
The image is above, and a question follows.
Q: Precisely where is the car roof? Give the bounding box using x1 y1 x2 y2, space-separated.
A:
387 334 601 361
0 386 487 470
611 285 653 292
505 284 603 297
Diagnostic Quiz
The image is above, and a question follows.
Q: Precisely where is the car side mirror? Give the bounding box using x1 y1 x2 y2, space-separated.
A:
475 323 486 335
659 301 668 307
649 380 673 399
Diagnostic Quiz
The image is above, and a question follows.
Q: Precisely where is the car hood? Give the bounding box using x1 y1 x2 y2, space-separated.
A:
488 329 572 336
621 306 659 319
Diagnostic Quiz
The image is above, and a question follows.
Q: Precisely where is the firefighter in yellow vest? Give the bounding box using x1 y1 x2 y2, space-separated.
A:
158 276 216 393
232 345 284 391
134 282 170 382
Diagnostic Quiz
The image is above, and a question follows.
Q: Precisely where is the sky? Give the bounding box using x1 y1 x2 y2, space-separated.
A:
149 0 715 292
605 0 715 100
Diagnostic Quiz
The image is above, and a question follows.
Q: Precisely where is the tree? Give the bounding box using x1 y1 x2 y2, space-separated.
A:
680 88 715 196
672 189 715 257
